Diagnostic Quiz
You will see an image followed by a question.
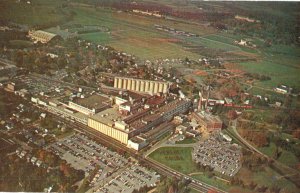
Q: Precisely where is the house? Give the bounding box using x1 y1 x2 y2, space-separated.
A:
238 39 247 46
36 160 43 167
275 85 292 94
31 156 37 164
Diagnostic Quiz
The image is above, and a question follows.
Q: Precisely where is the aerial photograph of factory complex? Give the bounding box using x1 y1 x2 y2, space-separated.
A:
0 0 299 193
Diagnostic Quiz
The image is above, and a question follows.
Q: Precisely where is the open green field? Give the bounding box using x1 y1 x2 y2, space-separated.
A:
185 36 241 52
277 150 299 168
79 32 111 44
175 138 197 144
259 142 277 157
0 0 69 26
149 147 197 174
239 60 300 90
237 166 299 193
69 6 202 60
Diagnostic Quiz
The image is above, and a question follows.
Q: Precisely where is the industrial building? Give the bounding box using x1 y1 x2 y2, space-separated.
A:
113 77 170 94
158 99 192 121
88 108 133 144
191 112 223 132
28 30 62 44
68 94 111 116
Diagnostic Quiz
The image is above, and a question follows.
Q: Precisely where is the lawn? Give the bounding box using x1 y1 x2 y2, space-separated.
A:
79 32 111 44
175 138 197 144
148 147 197 174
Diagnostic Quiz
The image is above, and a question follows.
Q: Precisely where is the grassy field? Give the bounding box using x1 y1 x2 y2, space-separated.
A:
149 147 197 174
0 0 69 26
79 32 111 44
175 138 197 144
239 60 300 90
259 142 277 157
185 36 241 52
277 150 299 167
237 166 299 193
69 6 203 60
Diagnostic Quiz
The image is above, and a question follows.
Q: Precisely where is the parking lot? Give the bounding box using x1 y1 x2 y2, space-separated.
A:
95 164 160 193
47 133 160 192
192 133 242 177
47 133 128 179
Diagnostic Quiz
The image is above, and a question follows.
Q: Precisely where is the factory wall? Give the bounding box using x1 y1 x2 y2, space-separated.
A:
88 118 129 144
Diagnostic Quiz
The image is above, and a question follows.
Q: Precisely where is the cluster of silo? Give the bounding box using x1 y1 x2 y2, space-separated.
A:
114 77 169 94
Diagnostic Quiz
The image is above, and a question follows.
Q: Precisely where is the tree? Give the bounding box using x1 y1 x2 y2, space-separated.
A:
227 110 238 120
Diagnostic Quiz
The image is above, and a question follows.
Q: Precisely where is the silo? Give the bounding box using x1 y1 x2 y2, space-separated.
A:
140 81 145 92
118 78 123 88
136 80 141 92
131 80 136 91
127 79 132 90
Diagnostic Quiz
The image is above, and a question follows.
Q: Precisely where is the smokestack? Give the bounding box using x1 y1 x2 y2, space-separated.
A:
205 86 210 110
198 91 202 111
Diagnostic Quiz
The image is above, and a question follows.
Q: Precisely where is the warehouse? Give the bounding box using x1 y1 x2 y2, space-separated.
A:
28 30 62 44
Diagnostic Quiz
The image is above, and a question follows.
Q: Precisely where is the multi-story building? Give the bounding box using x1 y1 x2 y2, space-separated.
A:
88 108 133 144
113 77 170 94
158 99 192 121
191 112 223 132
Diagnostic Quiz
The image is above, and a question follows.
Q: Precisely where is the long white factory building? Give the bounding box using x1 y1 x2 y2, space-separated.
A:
113 77 170 94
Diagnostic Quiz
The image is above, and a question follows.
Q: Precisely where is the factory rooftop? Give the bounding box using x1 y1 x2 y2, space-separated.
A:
72 94 110 110
195 112 222 123
158 99 187 113
90 108 122 127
